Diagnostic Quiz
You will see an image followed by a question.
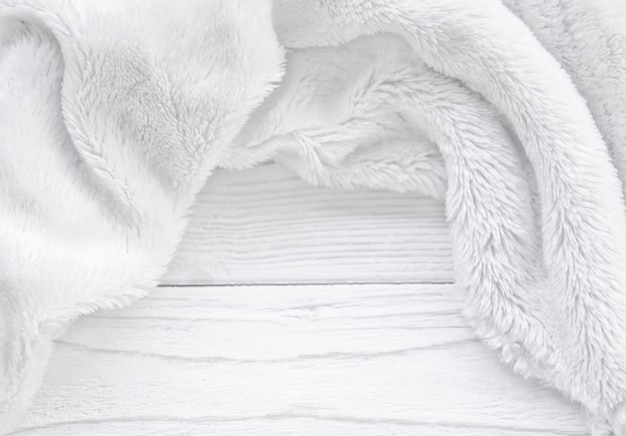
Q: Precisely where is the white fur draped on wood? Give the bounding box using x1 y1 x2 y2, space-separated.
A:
1 0 626 434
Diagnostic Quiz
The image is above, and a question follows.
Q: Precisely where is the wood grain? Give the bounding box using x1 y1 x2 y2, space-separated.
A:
10 166 589 435
163 165 454 285
13 284 587 436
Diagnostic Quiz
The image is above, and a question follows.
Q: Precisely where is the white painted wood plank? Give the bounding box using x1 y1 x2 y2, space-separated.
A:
9 419 586 436
163 165 454 285
13 284 587 436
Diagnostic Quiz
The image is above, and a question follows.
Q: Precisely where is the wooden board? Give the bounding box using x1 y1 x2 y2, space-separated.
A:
15 284 586 436
163 165 454 285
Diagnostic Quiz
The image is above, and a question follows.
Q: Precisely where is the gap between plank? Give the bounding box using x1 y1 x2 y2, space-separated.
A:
158 281 455 288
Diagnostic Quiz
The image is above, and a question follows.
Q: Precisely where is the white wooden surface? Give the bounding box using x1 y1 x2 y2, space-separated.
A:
12 165 588 435
164 165 454 285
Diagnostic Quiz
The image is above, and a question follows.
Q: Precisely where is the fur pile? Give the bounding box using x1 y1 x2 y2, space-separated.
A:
1 0 626 434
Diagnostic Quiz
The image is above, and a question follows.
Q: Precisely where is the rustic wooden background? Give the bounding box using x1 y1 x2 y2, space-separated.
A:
12 164 588 435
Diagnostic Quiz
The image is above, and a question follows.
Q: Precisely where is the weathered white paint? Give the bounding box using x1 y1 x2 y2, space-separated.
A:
11 167 587 435
164 165 454 285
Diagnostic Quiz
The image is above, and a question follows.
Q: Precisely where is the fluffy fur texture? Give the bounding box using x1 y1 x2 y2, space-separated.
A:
1 0 626 434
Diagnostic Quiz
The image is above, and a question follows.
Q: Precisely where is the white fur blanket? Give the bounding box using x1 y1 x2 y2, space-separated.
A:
1 0 626 434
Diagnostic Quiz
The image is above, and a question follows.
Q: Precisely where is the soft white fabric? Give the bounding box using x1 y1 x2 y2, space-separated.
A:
1 0 626 434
